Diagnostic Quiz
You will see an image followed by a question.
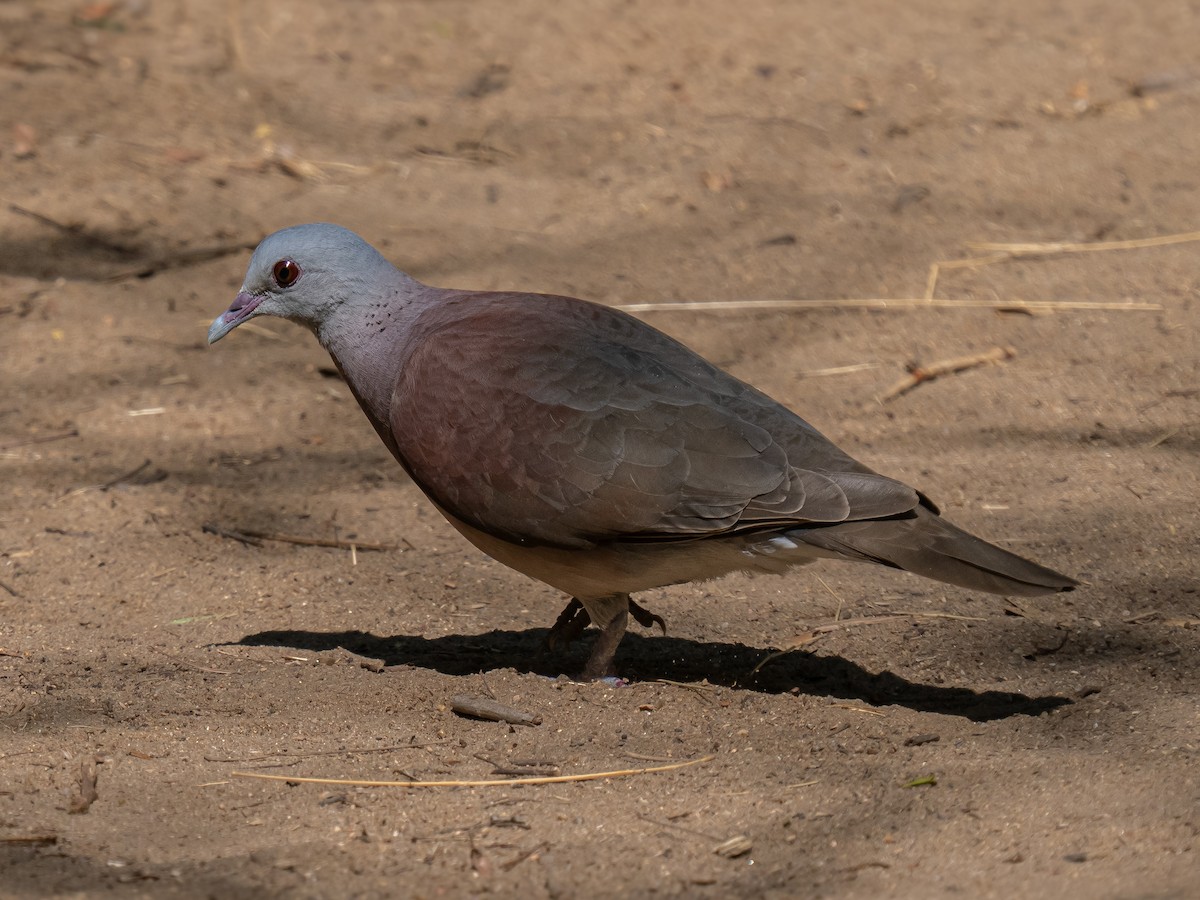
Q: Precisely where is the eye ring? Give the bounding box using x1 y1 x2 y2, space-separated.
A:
272 258 302 288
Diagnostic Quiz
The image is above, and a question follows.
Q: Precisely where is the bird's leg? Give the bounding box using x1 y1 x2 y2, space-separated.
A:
545 598 591 652
628 599 666 635
546 596 665 670
574 594 631 680
580 605 629 680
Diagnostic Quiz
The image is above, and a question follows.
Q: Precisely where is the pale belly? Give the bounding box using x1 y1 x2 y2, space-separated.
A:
435 504 824 601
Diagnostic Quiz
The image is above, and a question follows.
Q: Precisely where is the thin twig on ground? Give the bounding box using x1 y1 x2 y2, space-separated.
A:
104 240 257 282
490 764 562 777
56 459 162 503
650 679 716 704
636 812 722 841
746 612 985 679
1144 428 1179 448
201 523 261 547
451 695 542 727
878 346 1017 403
500 842 549 872
7 202 139 255
201 523 398 552
95 460 153 489
0 429 79 451
203 741 451 764
831 703 886 717
746 615 909 678
622 752 692 763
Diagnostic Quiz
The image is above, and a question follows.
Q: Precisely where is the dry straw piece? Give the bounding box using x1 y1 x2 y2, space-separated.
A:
621 229 1199 314
617 298 1161 313
231 754 715 788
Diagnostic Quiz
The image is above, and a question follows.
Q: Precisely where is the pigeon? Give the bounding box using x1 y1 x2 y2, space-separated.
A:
208 223 1076 678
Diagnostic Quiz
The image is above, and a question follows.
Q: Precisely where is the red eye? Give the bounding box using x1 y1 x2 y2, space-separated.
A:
272 258 301 288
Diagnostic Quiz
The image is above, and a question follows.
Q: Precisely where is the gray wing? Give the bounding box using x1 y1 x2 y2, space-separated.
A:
389 292 919 549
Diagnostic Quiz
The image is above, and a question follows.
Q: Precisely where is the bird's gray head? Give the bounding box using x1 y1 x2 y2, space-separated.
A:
207 223 396 344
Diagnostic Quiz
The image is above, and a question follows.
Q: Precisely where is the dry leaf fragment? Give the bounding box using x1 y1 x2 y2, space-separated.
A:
164 147 205 164
75 2 116 22
13 123 37 159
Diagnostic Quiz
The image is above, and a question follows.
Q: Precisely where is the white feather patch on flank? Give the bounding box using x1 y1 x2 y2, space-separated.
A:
744 535 800 557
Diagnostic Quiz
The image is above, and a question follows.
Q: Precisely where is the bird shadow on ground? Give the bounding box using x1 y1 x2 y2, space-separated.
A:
0 228 146 281
235 627 1071 722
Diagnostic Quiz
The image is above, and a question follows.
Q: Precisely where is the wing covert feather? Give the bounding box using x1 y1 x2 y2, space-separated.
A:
388 293 918 548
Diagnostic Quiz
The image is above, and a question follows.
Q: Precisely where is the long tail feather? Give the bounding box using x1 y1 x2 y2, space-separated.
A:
793 507 1076 597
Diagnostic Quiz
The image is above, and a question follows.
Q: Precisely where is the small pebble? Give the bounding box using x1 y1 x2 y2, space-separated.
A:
714 835 753 859
904 733 940 747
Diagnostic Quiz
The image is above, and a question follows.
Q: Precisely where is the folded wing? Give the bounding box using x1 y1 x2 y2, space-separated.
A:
389 293 920 549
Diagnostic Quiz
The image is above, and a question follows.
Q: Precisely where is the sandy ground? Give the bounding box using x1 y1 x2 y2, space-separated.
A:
2 1 1198 897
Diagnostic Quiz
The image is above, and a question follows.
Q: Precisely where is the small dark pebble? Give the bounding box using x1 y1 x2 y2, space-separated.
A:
760 233 797 247
1063 852 1088 863
904 733 940 747
891 184 931 213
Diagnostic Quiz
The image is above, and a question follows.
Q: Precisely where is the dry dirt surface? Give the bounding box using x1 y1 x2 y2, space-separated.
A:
2 1 1198 897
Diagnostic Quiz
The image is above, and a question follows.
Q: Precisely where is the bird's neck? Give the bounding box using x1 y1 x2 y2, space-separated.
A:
313 286 425 457
327 348 403 458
